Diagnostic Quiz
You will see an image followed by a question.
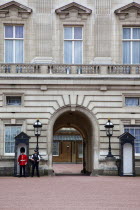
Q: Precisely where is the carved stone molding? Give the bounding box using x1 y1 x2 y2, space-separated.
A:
55 2 92 20
0 1 32 19
115 2 140 21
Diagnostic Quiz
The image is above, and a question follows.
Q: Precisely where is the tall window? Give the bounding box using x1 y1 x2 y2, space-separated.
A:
5 126 21 154
123 27 140 64
5 25 24 63
78 143 83 158
53 142 59 156
124 126 140 154
64 26 82 64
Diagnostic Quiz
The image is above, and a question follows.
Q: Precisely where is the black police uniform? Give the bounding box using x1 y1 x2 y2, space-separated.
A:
31 153 40 177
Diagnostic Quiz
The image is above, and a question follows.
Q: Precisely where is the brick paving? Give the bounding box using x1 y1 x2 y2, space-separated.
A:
0 164 140 210
53 163 83 174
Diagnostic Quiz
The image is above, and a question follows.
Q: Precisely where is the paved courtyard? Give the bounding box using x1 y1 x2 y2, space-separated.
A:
53 163 83 174
0 163 140 210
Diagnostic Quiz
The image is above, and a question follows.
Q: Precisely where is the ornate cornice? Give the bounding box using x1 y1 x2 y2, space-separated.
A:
115 2 140 20
0 1 32 19
55 2 92 20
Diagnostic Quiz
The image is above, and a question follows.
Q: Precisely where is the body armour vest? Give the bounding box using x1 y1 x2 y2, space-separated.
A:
32 154 39 162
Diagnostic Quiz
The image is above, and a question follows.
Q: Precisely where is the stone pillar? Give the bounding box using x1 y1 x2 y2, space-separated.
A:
99 157 118 175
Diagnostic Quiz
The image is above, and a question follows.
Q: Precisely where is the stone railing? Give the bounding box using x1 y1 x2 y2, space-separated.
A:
0 64 40 74
0 63 140 75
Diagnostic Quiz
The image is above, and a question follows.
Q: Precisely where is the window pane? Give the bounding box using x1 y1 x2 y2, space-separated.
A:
135 129 140 135
15 40 23 63
125 128 129 132
132 41 140 64
123 42 131 64
5 40 13 63
78 144 83 158
6 96 21 105
5 126 21 153
135 147 140 153
124 127 140 154
125 97 139 106
123 28 131 39
64 27 72 39
129 129 135 136
74 27 82 39
5 127 11 142
5 26 13 38
5 143 10 153
53 142 59 156
133 28 140 39
74 41 82 64
11 142 15 153
64 41 72 64
15 26 23 38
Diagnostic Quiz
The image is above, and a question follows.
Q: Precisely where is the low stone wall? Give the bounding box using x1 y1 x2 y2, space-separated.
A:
0 167 14 176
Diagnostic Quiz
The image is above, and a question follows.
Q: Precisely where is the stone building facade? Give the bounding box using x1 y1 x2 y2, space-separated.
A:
0 0 140 176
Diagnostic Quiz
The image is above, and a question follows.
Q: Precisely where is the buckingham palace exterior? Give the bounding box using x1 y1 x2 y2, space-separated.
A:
0 0 140 176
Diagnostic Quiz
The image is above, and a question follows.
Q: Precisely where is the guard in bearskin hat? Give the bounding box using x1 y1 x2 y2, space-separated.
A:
18 147 28 177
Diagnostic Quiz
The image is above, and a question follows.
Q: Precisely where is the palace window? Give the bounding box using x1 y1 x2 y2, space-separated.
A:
78 143 83 158
5 25 24 63
6 96 21 106
124 126 140 154
125 97 140 106
5 125 21 154
64 26 82 64
123 27 140 64
53 142 59 156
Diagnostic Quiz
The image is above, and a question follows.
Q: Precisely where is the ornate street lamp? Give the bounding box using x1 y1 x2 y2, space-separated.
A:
33 119 42 153
104 119 114 158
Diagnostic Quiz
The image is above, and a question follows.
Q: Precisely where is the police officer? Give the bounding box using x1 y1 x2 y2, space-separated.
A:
31 149 40 177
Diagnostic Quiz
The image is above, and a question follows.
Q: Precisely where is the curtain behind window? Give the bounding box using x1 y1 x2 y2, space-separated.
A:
15 40 23 63
64 41 72 64
125 98 139 106
5 40 13 63
5 126 21 153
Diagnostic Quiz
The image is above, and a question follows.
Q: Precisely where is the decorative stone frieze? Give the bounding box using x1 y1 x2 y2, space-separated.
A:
115 2 140 21
55 2 92 20
0 0 32 19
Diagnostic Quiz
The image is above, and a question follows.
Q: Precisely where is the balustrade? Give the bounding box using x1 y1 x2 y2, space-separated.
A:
0 63 139 75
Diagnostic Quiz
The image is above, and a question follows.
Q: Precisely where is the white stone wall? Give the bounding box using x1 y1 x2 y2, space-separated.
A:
0 0 139 174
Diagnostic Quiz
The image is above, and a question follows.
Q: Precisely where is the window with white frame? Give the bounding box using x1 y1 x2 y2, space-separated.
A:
125 97 140 106
64 26 82 64
6 96 21 106
5 125 21 154
53 142 59 156
124 126 140 154
123 27 140 64
5 25 24 63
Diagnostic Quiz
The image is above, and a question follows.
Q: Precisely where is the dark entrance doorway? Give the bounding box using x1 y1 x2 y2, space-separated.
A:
53 127 83 163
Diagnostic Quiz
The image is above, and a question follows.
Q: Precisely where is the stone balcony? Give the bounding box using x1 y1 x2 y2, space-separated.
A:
0 63 140 75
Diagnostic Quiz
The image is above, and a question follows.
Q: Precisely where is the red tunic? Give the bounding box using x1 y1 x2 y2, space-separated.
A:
18 154 28 166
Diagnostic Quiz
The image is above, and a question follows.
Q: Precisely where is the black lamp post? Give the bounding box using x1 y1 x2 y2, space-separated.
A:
33 119 42 153
104 119 114 158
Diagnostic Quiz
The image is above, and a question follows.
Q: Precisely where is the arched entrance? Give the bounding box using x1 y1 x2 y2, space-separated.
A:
53 127 83 174
53 127 83 163
47 106 99 175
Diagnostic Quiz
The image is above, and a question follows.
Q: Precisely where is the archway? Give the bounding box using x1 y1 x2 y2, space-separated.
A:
53 127 83 174
47 106 99 175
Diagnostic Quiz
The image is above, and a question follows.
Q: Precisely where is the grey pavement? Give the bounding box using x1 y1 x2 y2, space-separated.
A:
0 164 140 210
